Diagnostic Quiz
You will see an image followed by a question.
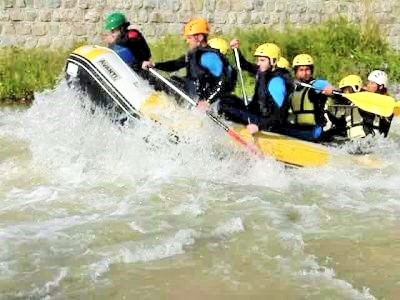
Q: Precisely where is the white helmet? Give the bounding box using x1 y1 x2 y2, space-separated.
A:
367 70 388 87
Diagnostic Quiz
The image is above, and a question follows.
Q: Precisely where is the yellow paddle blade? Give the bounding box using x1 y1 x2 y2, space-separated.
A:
342 92 395 117
139 91 172 123
233 126 330 167
394 101 400 117
140 91 204 132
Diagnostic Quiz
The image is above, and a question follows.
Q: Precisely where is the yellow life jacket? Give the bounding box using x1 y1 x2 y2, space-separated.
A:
288 84 316 126
328 104 365 138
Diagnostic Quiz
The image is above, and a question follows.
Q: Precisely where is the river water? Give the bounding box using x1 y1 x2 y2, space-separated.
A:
1 82 400 299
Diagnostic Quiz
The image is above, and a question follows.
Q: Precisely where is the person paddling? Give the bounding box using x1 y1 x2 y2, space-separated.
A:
142 18 234 110
327 74 367 139
103 11 151 76
285 54 337 141
218 40 293 135
362 70 393 137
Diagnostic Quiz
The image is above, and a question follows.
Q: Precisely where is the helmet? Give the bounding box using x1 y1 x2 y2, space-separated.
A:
104 12 126 31
292 54 314 67
367 70 388 87
208 37 229 55
183 18 209 36
277 56 290 69
339 75 363 92
254 43 281 65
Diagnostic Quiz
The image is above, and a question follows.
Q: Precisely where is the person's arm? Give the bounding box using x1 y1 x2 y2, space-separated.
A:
118 29 151 63
379 115 393 137
359 109 376 136
236 49 258 75
128 30 151 61
154 55 186 72
229 38 257 75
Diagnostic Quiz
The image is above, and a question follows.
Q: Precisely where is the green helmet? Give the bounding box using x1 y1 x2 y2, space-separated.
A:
104 12 126 31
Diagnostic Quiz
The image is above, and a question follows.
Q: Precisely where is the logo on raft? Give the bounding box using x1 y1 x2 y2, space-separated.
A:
98 59 120 81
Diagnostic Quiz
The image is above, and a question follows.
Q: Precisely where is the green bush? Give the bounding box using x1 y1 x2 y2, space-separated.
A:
1 17 400 103
0 47 70 103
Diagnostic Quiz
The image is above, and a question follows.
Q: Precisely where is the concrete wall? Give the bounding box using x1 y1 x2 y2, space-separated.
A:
1 0 400 49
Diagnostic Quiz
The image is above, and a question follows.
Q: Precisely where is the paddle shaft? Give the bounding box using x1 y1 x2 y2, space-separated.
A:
295 81 341 96
233 48 258 129
233 48 249 106
149 68 197 106
148 68 263 156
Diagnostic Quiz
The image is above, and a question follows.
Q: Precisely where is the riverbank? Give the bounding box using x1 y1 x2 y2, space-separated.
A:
1 17 400 103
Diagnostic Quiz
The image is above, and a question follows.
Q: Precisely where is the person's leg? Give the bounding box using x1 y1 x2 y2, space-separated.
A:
218 95 259 125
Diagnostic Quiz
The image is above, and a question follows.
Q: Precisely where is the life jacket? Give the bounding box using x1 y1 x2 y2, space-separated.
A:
116 28 151 70
288 81 328 127
110 44 135 65
359 109 383 137
250 68 293 124
328 103 366 138
185 47 236 98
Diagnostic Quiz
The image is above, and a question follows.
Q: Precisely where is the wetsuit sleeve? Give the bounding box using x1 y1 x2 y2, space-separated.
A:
359 109 376 136
117 29 151 70
308 88 328 126
359 106 393 137
379 115 393 137
154 55 186 72
127 30 151 62
236 50 258 75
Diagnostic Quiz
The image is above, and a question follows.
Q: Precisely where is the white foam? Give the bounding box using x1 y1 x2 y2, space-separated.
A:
212 217 245 238
297 256 376 299
1 79 400 298
14 268 68 299
89 229 197 279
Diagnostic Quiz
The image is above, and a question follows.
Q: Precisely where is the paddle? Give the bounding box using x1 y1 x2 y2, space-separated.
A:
233 49 250 114
296 81 395 117
233 48 264 146
394 101 400 116
148 68 263 157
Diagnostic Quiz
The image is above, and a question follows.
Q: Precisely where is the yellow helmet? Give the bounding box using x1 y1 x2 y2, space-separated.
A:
183 18 209 36
254 43 281 65
208 37 229 55
277 56 290 69
339 74 363 92
292 54 314 67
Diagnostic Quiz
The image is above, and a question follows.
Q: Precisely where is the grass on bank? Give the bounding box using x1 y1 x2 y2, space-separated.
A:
1 17 400 103
0 47 71 104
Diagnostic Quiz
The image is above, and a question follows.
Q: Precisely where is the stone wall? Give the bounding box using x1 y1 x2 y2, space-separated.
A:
1 0 400 49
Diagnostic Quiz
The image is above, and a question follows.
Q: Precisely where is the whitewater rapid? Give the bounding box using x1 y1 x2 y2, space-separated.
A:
1 82 400 299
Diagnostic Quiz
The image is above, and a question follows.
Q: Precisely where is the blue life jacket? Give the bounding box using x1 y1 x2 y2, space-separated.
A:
110 44 136 66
